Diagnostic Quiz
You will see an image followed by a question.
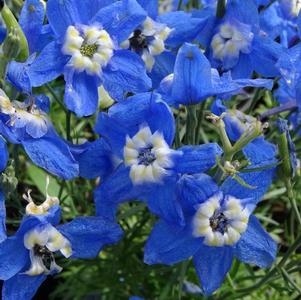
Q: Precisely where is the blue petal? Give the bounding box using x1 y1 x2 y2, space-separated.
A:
231 53 253 79
107 92 175 145
64 69 100 117
3 274 46 300
174 143 222 174
0 191 6 242
92 0 147 44
171 43 212 105
46 0 81 38
234 215 277 268
0 137 8 172
94 113 128 158
0 237 28 280
19 0 45 54
150 51 176 88
69 139 113 179
103 50 151 97
193 245 234 296
94 165 144 219
159 12 209 48
35 94 50 113
144 220 201 265
6 55 35 93
22 132 79 180
28 41 68 87
177 174 219 216
136 0 158 19
145 177 185 226
212 70 273 98
58 216 123 259
226 0 259 29
251 35 284 78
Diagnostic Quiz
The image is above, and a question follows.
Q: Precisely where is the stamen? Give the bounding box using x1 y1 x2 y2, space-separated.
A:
33 245 54 271
138 147 156 166
80 43 98 58
129 30 148 51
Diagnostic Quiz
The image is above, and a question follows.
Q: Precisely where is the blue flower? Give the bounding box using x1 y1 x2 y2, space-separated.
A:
119 1 208 87
158 43 273 106
0 89 79 179
194 0 285 78
260 0 301 48
25 0 152 116
0 192 123 300
79 92 222 225
144 169 277 295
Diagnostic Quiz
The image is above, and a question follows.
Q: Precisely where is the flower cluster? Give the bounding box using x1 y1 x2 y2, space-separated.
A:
0 0 299 299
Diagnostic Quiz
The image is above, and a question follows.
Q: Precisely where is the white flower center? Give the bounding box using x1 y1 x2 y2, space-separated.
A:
123 126 174 184
62 25 114 75
0 93 48 138
211 21 253 66
121 17 172 71
192 193 249 246
291 0 301 16
24 225 72 276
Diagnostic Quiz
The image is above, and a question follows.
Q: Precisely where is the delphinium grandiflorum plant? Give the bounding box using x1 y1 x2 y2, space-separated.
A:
0 0 300 299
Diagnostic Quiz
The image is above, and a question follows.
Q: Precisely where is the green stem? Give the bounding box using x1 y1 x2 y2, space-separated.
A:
177 0 183 10
45 84 68 113
286 179 301 227
184 105 198 145
216 0 226 18
66 111 72 142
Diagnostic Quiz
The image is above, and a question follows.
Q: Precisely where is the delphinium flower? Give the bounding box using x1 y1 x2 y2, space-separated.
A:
193 0 284 78
144 170 277 295
78 92 222 225
24 0 152 116
120 0 208 86
260 0 301 47
0 89 79 179
0 187 123 300
144 114 278 295
158 43 273 107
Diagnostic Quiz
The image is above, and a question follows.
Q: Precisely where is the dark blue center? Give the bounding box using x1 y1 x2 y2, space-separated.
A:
209 211 229 234
138 147 156 166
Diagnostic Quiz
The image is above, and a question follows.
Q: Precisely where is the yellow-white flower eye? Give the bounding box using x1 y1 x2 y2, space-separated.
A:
120 17 172 71
211 21 253 66
123 126 174 185
62 25 114 75
192 194 250 247
23 225 72 276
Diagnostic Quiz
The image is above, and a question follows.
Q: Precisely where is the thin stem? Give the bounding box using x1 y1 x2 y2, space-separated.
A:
45 84 68 113
177 0 183 10
184 105 198 145
66 111 72 142
216 0 226 18
259 101 297 120
286 179 301 227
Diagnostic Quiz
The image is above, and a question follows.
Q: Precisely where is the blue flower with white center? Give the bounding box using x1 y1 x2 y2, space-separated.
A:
0 89 79 179
158 43 273 106
121 17 172 71
118 0 209 87
0 191 123 300
144 170 277 295
193 0 284 78
211 20 254 69
25 0 152 116
76 92 222 225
